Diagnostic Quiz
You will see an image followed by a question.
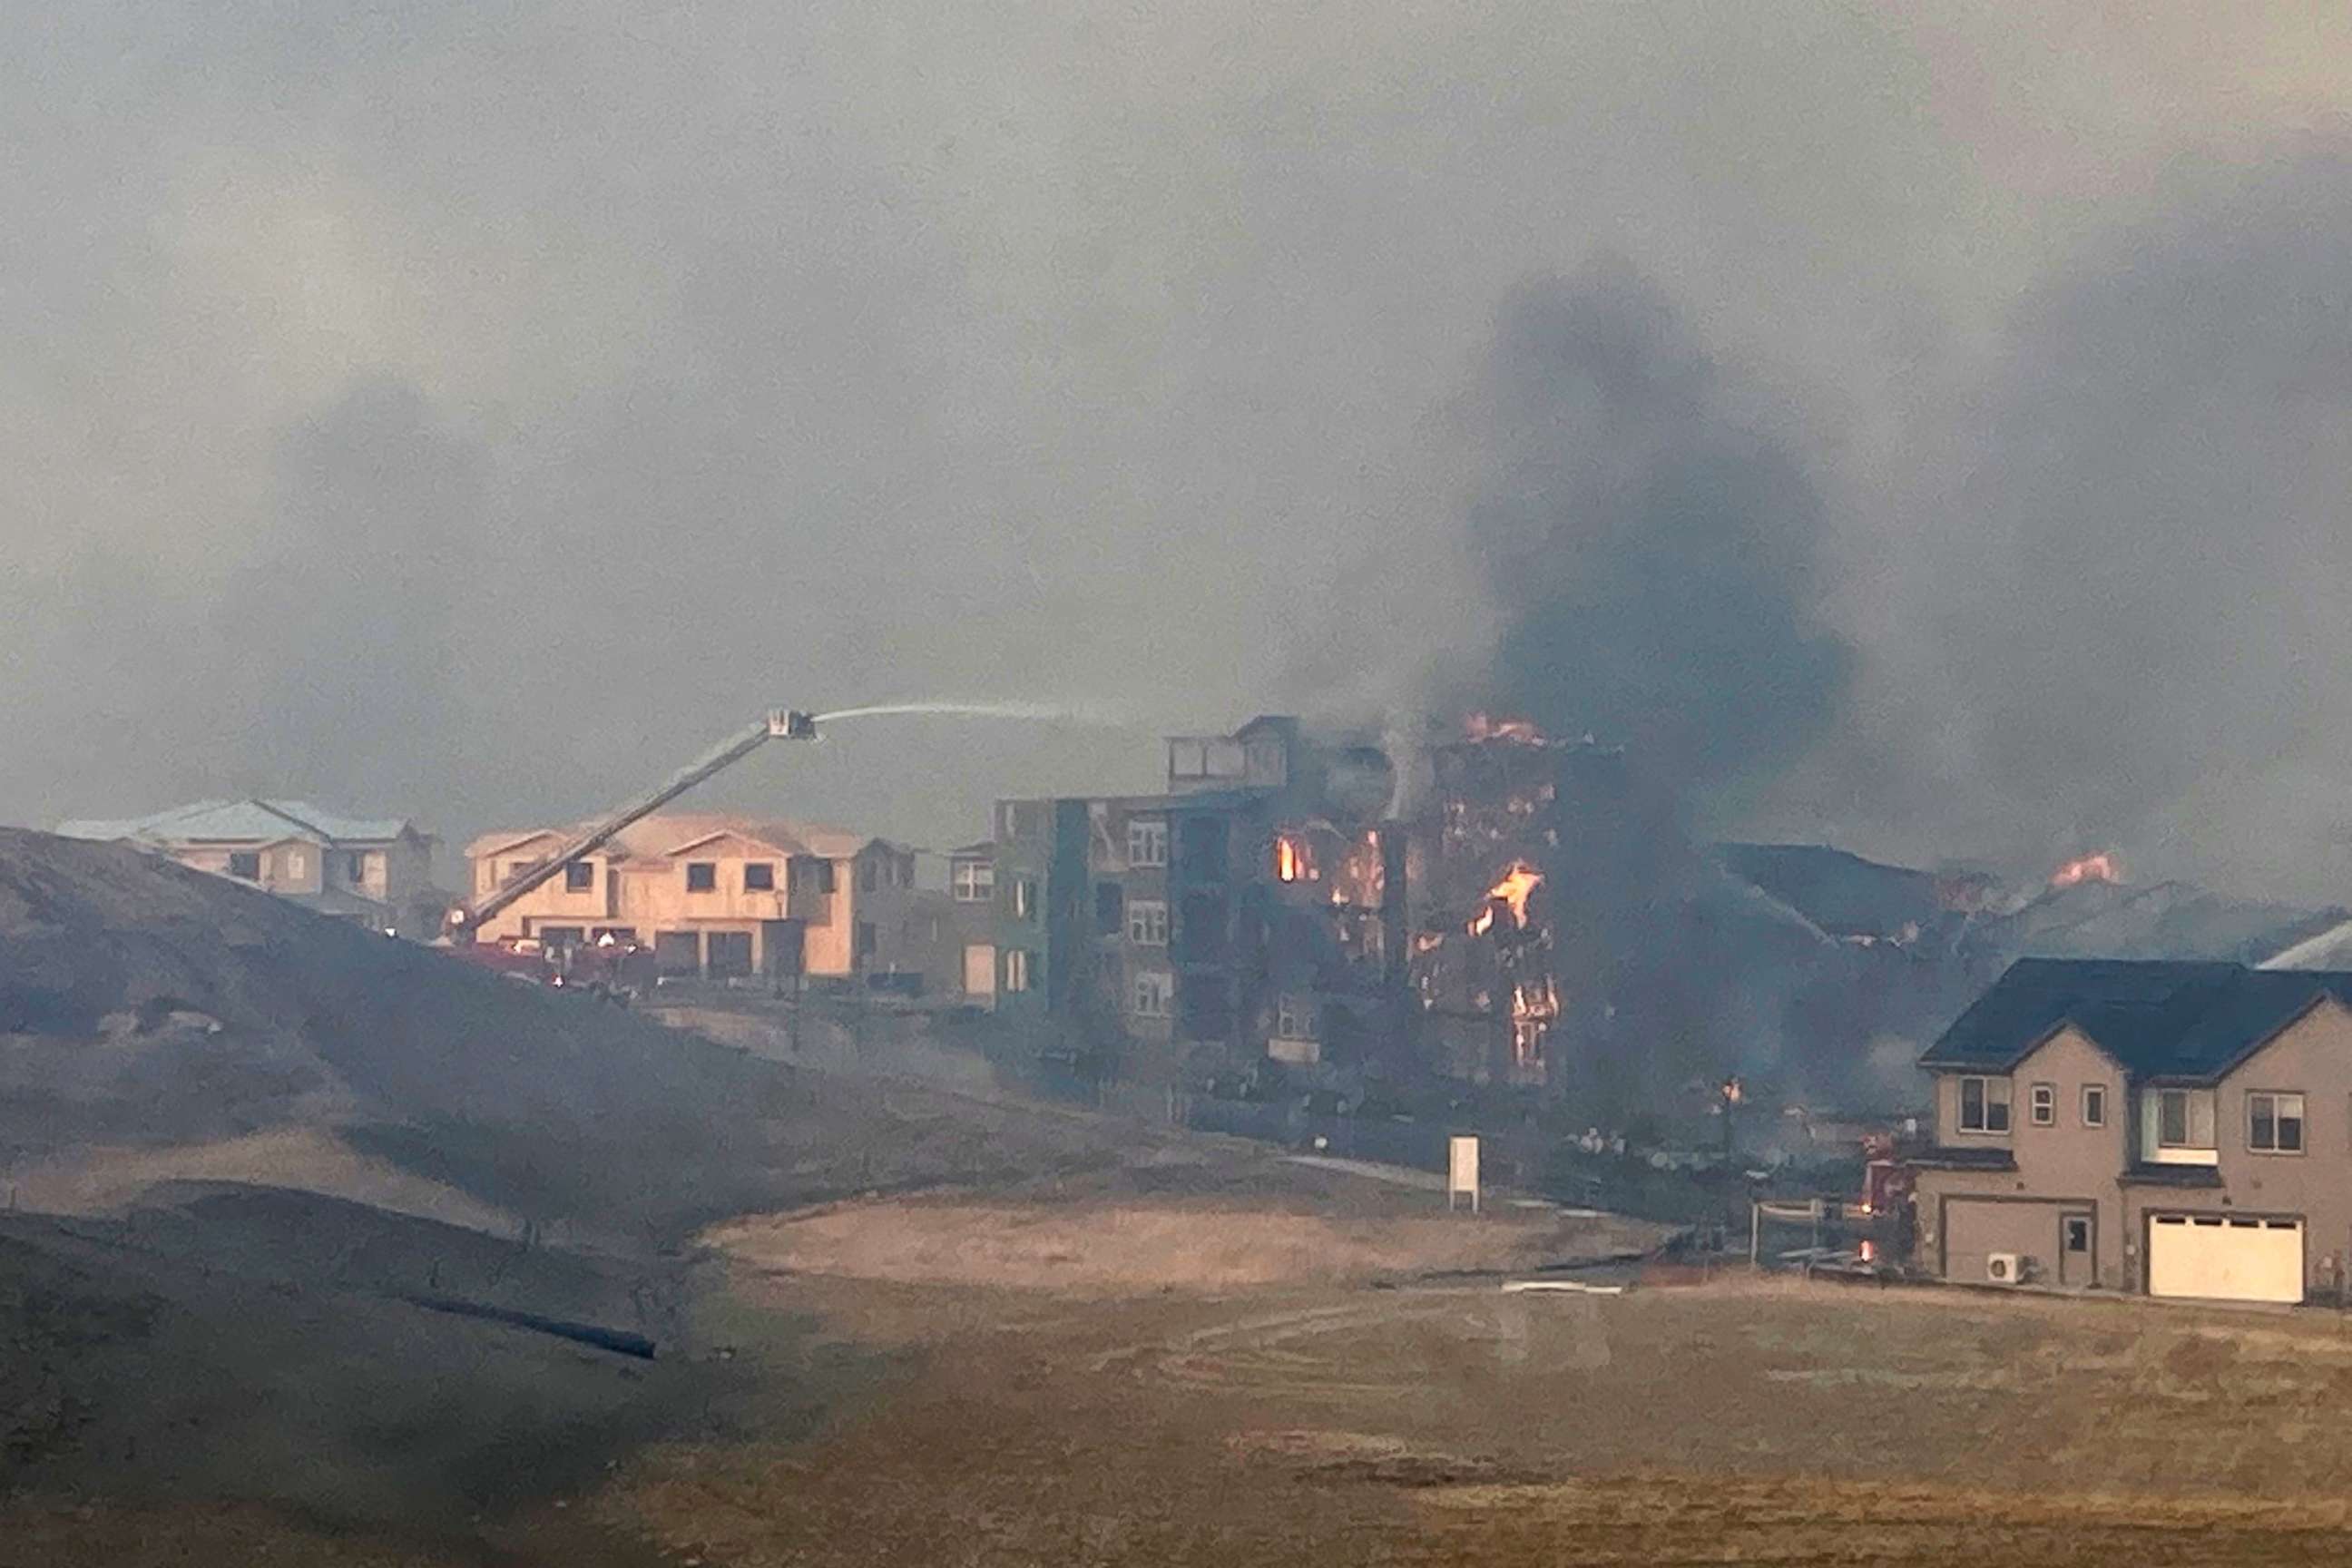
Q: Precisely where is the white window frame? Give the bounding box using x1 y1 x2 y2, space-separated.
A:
2248 1090 2306 1154
1003 948 1033 993
2081 1083 2106 1128
1014 877 1038 921
1956 1075 2011 1134
1132 970 1172 1018
2029 1082 2055 1127
1127 898 1169 946
951 861 995 902
1275 993 1313 1041
1128 818 1168 868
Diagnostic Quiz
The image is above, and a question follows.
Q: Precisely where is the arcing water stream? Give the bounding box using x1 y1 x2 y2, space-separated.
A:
812 700 1130 726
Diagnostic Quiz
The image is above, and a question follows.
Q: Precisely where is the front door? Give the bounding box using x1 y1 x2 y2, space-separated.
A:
2058 1210 2096 1287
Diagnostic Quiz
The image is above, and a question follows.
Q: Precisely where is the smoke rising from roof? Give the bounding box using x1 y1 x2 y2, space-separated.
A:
1456 257 1852 808
5 6 2352 898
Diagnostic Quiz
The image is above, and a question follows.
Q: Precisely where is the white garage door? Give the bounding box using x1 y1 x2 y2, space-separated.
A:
2147 1214 2303 1304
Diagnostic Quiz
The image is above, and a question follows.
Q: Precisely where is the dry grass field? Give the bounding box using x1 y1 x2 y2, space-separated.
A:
591 1202 2352 1567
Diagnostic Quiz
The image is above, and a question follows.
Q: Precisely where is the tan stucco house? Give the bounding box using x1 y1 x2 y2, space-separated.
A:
55 799 442 936
1913 958 2352 1304
464 812 926 985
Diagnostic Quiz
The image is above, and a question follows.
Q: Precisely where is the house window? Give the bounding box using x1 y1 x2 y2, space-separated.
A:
1275 993 1313 1040
2249 1092 2306 1153
686 862 717 893
1127 899 1169 946
1013 877 1038 921
288 849 306 877
1132 970 1172 1017
2082 1083 2106 1128
1004 948 1034 993
1095 882 1124 935
565 861 594 892
855 919 877 964
952 861 995 902
2153 1087 2218 1150
743 862 774 892
228 851 261 881
1957 1075 2011 1134
1128 818 1168 867
859 858 877 893
795 859 838 895
343 851 368 884
2063 1215 2092 1254
2029 1083 2055 1127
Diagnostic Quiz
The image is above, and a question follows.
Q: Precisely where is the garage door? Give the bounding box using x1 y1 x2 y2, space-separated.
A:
2147 1213 2304 1304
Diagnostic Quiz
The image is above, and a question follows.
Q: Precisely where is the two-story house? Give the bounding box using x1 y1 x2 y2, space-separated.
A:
1912 957 2352 1303
464 812 921 985
55 799 442 936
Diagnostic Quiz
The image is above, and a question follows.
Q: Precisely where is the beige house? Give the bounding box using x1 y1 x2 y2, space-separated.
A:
55 799 441 935
464 812 923 985
1914 958 2352 1303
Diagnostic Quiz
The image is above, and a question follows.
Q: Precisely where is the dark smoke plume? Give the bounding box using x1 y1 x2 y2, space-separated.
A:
1453 257 1860 1110
1460 255 1851 807
1896 144 2352 897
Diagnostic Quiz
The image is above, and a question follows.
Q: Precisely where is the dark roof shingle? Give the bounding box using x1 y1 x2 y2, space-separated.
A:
1920 957 2352 1082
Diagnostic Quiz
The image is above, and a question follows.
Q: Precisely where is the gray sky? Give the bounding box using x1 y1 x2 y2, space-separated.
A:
8 5 2352 896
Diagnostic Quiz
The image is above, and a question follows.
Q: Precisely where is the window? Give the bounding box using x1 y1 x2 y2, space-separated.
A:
565 860 594 892
228 851 261 881
2063 1215 2091 1254
1180 816 1229 878
1012 877 1038 921
2249 1092 2306 1153
795 859 838 895
686 862 717 893
1095 882 1124 935
743 862 774 892
1003 948 1033 993
855 920 877 964
1127 899 1168 946
817 860 837 894
2153 1087 2218 1149
288 849 306 877
2029 1083 2055 1126
2082 1083 2106 1128
952 861 995 902
1132 970 1172 1017
1128 818 1168 867
343 851 367 885
1275 993 1312 1040
859 858 877 893
1957 1075 2011 1134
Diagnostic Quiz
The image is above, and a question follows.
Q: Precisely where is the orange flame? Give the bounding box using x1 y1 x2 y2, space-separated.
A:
1276 836 1306 883
2049 851 2121 889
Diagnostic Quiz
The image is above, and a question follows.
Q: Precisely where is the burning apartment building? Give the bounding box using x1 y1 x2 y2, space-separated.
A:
985 712 1660 1098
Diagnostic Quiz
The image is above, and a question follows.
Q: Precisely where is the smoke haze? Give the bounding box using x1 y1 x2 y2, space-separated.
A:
7 5 2352 897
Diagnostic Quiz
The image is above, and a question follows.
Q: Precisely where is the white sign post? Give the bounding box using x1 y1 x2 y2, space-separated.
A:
1447 1134 1480 1213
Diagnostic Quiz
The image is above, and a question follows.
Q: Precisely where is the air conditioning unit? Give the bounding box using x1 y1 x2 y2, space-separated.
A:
1985 1251 2022 1284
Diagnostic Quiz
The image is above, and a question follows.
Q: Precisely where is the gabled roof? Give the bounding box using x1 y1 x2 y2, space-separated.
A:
1920 957 2352 1083
465 812 886 866
56 799 421 846
1714 843 1943 937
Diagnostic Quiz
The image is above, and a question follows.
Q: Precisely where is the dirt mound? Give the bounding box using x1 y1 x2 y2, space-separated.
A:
0 829 813 1234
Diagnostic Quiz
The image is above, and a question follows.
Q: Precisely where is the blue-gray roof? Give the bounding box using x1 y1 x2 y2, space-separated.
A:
1920 957 2352 1083
54 799 419 846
